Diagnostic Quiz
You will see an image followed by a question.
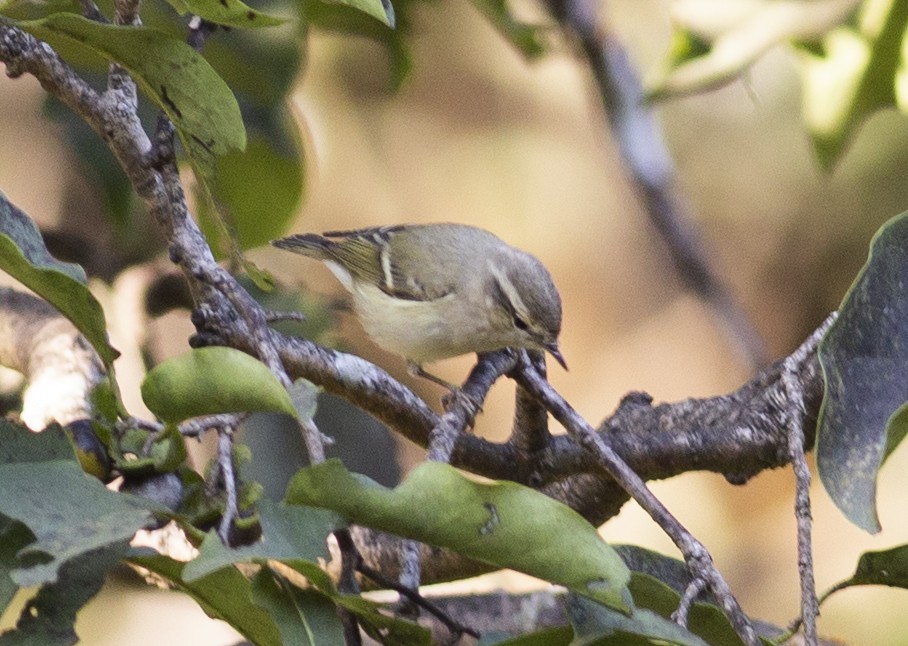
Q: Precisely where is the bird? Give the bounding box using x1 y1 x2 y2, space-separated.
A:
272 223 566 388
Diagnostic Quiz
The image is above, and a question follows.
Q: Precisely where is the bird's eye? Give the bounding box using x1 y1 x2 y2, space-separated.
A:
513 315 529 331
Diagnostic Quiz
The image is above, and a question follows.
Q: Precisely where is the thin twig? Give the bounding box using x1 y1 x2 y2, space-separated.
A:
79 0 108 22
509 350 552 459
781 314 836 646
396 538 422 618
408 352 518 611
512 350 760 646
113 0 142 25
357 554 480 640
177 413 240 439
672 576 707 627
216 424 238 544
333 529 364 646
426 351 518 463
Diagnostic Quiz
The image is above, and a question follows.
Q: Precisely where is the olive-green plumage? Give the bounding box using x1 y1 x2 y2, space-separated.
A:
272 223 565 369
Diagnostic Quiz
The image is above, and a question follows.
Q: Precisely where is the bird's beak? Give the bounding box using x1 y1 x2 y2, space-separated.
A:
545 342 568 371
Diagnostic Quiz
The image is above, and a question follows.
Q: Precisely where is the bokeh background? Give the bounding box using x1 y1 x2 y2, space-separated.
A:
3 0 908 643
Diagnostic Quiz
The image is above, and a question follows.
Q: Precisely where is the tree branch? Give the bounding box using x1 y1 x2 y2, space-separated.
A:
0 288 104 429
545 0 769 369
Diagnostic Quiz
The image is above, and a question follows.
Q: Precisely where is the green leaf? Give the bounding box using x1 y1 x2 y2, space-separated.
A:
471 0 548 59
566 592 709 646
817 211 908 532
200 130 304 252
182 498 341 582
283 560 432 646
330 0 395 28
0 519 33 616
141 347 297 423
286 460 631 612
250 569 346 646
129 553 284 646
0 193 118 368
0 422 153 586
16 13 246 188
163 0 286 28
798 0 908 168
114 425 188 475
485 626 574 645
614 546 779 646
303 0 412 88
0 542 128 646
837 543 908 590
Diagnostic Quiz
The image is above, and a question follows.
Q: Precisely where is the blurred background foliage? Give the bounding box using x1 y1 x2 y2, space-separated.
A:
3 0 908 643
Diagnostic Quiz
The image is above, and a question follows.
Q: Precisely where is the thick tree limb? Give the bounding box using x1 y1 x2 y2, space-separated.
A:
0 288 104 429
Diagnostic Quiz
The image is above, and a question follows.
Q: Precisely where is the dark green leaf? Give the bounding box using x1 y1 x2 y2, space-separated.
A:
0 194 118 368
839 543 908 589
141 347 297 423
0 423 154 586
282 560 431 646
286 460 631 612
0 543 127 646
0 520 33 616
16 14 246 188
483 626 574 645
163 0 286 28
817 211 908 532
250 569 345 645
114 425 188 476
205 25 303 104
182 498 341 582
129 553 283 646
614 546 779 646
567 592 708 646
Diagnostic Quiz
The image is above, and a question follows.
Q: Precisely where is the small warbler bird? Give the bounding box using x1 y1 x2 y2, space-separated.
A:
272 223 566 381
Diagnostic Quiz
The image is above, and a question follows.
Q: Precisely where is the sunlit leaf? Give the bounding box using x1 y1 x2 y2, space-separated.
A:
648 0 857 100
286 460 631 612
164 0 286 28
141 347 297 424
817 211 908 532
200 130 304 253
799 0 908 168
